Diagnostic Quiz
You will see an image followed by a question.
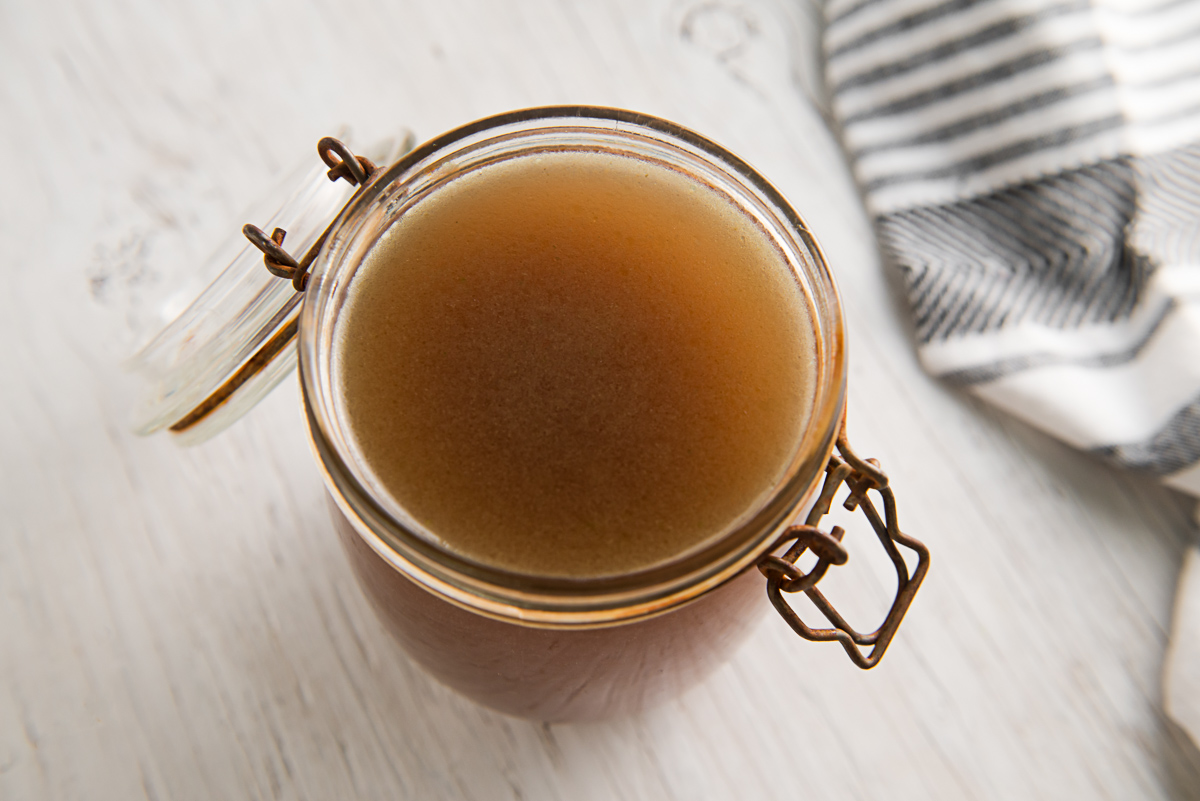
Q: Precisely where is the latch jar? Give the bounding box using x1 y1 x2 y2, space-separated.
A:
132 106 929 721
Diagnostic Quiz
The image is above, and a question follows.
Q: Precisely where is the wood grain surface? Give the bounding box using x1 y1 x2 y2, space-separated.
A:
4 0 1200 798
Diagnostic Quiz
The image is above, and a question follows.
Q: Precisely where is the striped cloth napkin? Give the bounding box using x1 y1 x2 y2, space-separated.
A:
822 0 1200 744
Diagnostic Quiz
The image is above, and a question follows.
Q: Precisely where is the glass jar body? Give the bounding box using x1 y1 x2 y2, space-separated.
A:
299 107 847 720
331 495 772 720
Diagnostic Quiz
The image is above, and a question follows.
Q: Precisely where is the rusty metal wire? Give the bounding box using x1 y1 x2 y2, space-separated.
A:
244 137 381 292
242 225 301 280
759 426 931 669
319 136 377 186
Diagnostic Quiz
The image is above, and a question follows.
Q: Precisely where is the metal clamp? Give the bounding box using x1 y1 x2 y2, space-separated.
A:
759 427 930 669
242 137 380 292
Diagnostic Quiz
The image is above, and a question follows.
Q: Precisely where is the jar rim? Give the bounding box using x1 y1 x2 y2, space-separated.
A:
299 106 848 626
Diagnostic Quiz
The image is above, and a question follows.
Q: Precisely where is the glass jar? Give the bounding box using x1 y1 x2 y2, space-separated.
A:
132 107 929 722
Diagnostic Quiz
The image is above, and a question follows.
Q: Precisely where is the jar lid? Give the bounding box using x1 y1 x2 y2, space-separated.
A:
127 132 414 444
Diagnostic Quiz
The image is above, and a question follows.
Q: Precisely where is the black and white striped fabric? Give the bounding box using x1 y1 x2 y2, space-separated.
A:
825 0 1200 493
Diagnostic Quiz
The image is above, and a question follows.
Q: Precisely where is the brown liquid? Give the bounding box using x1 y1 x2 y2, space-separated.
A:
332 501 768 721
336 151 814 577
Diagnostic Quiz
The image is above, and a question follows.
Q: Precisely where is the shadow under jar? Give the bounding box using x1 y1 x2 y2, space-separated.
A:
148 107 929 722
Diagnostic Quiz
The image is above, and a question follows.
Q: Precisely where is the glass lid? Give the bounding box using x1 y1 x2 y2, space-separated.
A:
127 131 414 445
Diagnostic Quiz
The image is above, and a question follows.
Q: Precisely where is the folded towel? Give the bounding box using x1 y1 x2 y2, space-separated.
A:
822 0 1200 745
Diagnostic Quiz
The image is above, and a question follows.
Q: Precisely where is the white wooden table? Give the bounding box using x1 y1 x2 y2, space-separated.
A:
5 1 1200 798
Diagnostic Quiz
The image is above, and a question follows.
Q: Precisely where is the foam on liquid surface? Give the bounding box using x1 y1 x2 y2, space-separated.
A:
336 151 815 577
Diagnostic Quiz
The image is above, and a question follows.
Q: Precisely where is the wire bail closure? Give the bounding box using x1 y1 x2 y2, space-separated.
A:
758 427 930 668
243 137 379 292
